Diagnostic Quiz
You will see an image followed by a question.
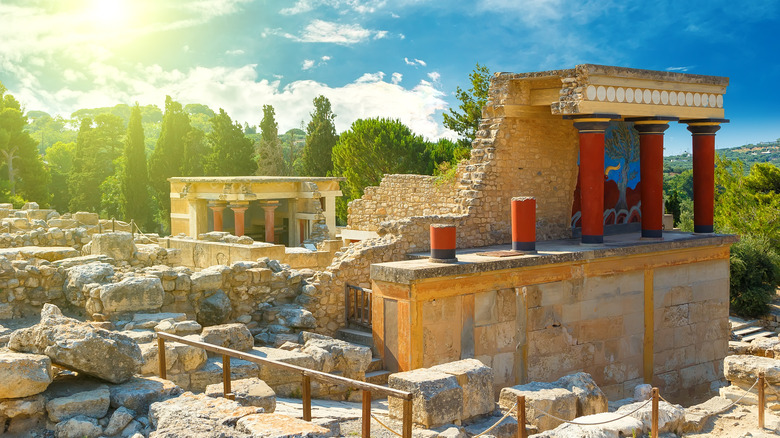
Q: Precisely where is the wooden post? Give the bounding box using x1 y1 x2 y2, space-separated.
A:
362 390 371 438
759 372 765 429
222 354 234 400
302 375 312 421
651 387 659 438
131 219 135 239
112 218 115 232
402 398 412 438
517 395 527 438
344 285 350 326
157 337 166 379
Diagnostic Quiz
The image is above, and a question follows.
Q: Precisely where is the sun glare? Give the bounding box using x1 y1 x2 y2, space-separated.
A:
90 0 128 28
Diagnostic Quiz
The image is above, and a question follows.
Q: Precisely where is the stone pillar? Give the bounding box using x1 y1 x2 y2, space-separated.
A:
230 204 249 237
683 119 729 233
511 197 536 252
287 199 298 246
430 224 457 263
261 201 279 243
571 114 618 244
628 117 676 238
187 198 208 238
209 203 226 232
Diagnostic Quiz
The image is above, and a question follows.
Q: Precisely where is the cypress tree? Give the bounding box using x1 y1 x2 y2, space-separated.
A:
204 109 256 176
121 104 150 229
296 95 337 176
256 105 286 176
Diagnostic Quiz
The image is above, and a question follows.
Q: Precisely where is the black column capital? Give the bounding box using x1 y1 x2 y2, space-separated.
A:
566 114 620 133
625 117 677 135
681 118 729 136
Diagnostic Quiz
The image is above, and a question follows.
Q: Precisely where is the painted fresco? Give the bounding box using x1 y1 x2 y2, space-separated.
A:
571 121 641 228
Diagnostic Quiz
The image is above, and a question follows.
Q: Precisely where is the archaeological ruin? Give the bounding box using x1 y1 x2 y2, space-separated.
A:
3 64 780 437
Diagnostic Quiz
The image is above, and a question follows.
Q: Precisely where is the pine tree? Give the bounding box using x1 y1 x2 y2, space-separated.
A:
297 96 337 176
204 109 256 176
121 104 150 229
255 105 286 176
69 118 103 212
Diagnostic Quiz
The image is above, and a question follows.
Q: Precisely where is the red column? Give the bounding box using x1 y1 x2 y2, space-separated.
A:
209 204 226 232
261 201 279 243
430 224 457 263
572 115 617 244
231 205 248 236
684 119 728 233
511 197 536 252
628 118 675 238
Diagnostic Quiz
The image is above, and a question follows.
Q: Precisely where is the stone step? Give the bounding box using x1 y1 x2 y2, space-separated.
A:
741 331 777 342
336 327 379 358
365 370 391 386
733 325 763 337
367 357 384 373
730 316 761 332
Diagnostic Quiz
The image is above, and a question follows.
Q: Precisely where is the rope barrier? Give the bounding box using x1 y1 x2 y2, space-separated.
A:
472 403 517 438
706 376 761 417
533 397 653 426
370 414 404 438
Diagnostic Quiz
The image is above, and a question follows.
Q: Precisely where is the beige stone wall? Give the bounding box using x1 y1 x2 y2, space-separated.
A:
347 175 461 231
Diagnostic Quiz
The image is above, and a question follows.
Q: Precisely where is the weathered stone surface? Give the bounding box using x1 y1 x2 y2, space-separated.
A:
133 312 187 324
303 336 371 377
237 413 331 437
55 415 103 438
463 414 519 438
104 406 135 436
149 392 261 437
0 246 79 262
91 232 136 261
205 378 276 412
0 394 45 418
0 351 52 398
430 358 494 420
109 376 183 415
724 354 780 385
556 372 608 416
9 304 142 383
45 385 110 422
276 305 317 329
616 399 685 434
499 381 577 432
99 276 164 314
191 267 224 291
303 345 335 373
197 290 231 326
252 347 316 387
201 323 254 352
74 211 99 225
140 341 206 375
65 262 115 306
389 369 463 428
188 357 260 392
533 411 645 438
682 396 733 433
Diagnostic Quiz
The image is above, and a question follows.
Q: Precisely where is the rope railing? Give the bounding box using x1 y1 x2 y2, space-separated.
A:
533 397 653 427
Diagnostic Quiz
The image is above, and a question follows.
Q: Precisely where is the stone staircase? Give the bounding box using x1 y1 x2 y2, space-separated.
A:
336 326 391 386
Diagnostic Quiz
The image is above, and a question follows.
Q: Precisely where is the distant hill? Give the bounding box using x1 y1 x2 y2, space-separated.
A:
664 139 780 175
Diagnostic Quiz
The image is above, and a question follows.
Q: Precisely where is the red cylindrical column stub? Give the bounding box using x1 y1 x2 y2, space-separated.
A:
579 131 606 244
430 224 457 263
511 197 536 252
210 205 225 232
231 206 248 237
692 134 715 233
631 119 671 239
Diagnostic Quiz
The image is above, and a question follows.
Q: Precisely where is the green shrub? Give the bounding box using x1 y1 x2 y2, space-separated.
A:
729 235 780 317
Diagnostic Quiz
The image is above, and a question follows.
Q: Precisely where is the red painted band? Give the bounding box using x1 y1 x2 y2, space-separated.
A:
639 132 664 235
430 225 456 250
579 132 605 241
511 198 536 243
692 135 715 230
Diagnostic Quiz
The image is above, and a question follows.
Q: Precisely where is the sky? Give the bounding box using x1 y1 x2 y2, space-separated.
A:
0 0 778 155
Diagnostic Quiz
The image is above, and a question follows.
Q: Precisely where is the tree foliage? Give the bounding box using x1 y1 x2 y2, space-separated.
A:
204 108 256 176
442 63 491 148
255 105 287 176
69 118 104 212
729 235 780 317
297 96 337 177
121 104 150 228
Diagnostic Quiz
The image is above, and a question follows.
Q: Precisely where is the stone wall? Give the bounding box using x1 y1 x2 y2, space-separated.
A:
347 175 462 231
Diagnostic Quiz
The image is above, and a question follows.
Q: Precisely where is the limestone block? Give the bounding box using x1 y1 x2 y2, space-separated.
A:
303 345 335 373
91 232 135 261
389 369 463 428
48 218 79 229
205 378 276 412
532 412 644 438
0 394 45 419
74 211 99 225
109 376 183 415
201 323 254 353
64 262 115 306
191 267 224 291
99 276 164 314
499 382 577 432
724 354 780 385
236 413 331 437
189 357 260 392
430 358 495 420
45 385 110 422
104 406 135 436
197 290 232 326
252 347 316 387
615 399 685 434
149 391 262 437
8 304 142 384
303 336 372 377
0 352 52 398
556 372 608 416
54 415 103 438
132 312 187 325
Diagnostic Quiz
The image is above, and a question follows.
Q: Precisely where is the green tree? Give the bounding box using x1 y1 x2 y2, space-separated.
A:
69 118 103 212
665 189 682 227
121 104 150 228
204 108 256 176
442 63 491 148
45 141 76 213
255 105 286 176
181 128 208 176
149 96 193 231
297 96 337 176
332 118 431 222
0 83 50 206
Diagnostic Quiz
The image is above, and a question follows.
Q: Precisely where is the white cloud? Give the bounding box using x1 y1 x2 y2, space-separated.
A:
404 57 426 67
280 0 387 15
391 72 402 85
427 71 440 82
226 49 245 55
302 59 316 70
278 20 387 44
321 55 332 61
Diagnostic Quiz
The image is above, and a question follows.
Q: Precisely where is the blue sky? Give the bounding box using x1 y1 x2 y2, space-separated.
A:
0 0 778 155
